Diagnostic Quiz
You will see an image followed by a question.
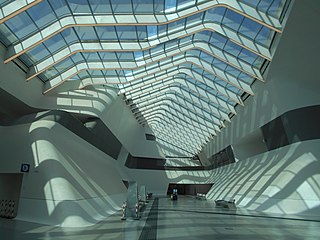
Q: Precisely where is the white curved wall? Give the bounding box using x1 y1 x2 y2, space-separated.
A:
0 48 164 158
206 140 320 217
0 119 127 227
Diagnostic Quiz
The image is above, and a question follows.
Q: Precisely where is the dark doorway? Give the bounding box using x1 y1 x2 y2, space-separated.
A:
167 183 213 196
0 173 23 219
122 180 129 189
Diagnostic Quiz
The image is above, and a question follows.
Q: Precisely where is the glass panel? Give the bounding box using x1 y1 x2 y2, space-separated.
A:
177 0 195 10
258 0 272 13
255 26 274 46
238 49 259 65
0 0 12 7
4 12 38 40
165 0 177 11
205 7 226 23
134 51 143 60
25 44 51 63
27 1 56 29
154 0 165 12
132 0 154 13
88 0 112 14
83 52 100 61
238 18 262 40
49 0 70 18
224 41 242 57
76 26 98 40
43 34 66 53
61 28 79 44
147 26 158 39
111 0 133 13
222 9 244 32
69 0 91 13
0 24 18 45
268 0 285 18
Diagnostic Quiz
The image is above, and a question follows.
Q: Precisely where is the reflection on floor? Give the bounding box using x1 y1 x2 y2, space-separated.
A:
1 196 320 239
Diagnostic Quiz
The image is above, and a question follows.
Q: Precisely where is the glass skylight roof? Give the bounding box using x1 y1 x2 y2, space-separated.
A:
0 0 292 156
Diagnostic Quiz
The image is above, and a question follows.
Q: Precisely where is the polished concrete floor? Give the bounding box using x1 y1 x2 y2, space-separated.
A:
1 196 320 239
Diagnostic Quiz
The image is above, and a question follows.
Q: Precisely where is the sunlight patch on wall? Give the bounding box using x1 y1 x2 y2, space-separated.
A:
30 139 59 167
165 169 211 182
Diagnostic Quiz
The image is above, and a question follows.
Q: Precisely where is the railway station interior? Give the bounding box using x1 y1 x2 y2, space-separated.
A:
0 0 320 239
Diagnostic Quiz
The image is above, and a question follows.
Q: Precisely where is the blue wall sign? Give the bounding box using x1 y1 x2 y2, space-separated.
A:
21 164 30 173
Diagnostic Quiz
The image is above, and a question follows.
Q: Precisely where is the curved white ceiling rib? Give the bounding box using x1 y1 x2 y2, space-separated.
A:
127 85 230 122
44 56 254 95
127 82 233 120
144 115 212 142
0 0 292 156
80 67 246 104
27 39 263 81
135 96 225 129
4 0 280 63
150 121 208 145
23 25 270 81
124 74 240 107
139 110 215 137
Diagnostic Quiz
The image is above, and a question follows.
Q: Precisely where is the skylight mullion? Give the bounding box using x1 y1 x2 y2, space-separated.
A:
127 75 234 115
76 66 243 105
131 91 222 131
151 126 204 149
154 136 197 155
150 120 206 143
131 87 227 124
127 81 231 122
141 109 215 137
151 126 203 149
139 108 215 137
143 116 210 143
150 130 201 154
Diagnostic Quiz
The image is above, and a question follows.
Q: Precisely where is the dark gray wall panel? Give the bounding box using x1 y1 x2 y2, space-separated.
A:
15 110 122 160
262 105 320 151
125 146 235 171
86 119 122 160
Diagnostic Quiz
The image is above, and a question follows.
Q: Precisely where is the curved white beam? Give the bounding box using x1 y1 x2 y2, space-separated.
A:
5 13 275 63
153 132 201 154
151 126 203 151
75 67 245 106
126 76 237 115
139 111 214 138
27 39 263 81
128 85 231 122
136 99 224 128
137 103 220 132
121 68 244 105
147 118 209 142
151 123 206 146
145 116 212 141
44 55 254 95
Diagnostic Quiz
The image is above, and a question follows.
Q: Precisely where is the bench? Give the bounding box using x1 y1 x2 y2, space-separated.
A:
195 193 207 200
215 199 236 209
